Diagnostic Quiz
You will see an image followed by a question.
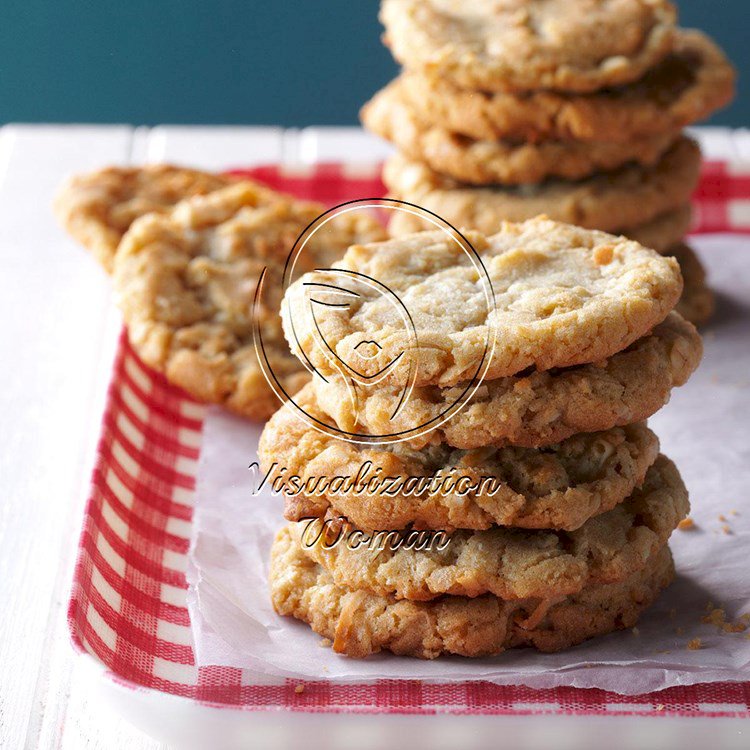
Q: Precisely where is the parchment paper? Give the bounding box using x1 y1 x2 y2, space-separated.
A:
186 235 750 694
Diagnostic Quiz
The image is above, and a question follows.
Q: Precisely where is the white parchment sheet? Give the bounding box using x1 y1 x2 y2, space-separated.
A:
186 235 750 694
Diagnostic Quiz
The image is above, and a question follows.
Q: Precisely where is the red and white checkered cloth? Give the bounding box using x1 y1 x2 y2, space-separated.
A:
68 162 750 716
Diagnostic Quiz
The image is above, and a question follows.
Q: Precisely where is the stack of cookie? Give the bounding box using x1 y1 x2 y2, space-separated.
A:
264 217 702 659
54 165 386 419
363 0 735 326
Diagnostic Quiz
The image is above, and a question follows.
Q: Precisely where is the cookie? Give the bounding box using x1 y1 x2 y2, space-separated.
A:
383 137 701 238
670 243 715 326
261 383 659 532
282 217 683 389
389 203 692 255
313 312 702 450
380 0 677 94
113 182 386 420
270 526 674 659
362 81 677 185
54 165 236 272
396 30 734 143
292 454 687 602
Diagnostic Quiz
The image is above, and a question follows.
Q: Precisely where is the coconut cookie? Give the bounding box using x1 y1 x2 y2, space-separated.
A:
383 138 701 240
396 31 734 143
314 312 702 450
671 243 715 326
389 203 691 256
113 182 386 420
362 82 676 185
54 165 238 272
270 526 675 659
283 218 682 389
261 383 659 532
380 0 677 94
290 456 687 602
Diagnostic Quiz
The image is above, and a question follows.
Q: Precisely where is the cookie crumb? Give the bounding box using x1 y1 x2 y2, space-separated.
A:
677 517 695 531
722 524 732 535
718 514 727 522
656 704 665 712
702 607 747 633
294 684 305 694
631 626 640 636
319 638 332 648
702 607 724 627
687 638 702 651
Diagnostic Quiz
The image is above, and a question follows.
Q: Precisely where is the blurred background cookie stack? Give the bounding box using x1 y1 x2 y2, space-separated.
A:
363 0 735 326
264 218 703 659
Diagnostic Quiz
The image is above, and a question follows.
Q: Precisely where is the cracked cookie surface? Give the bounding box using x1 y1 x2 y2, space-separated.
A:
380 0 677 94
270 526 674 659
282 217 683 389
363 80 676 185
289 455 687 601
313 312 701 450
394 30 734 143
114 182 385 420
383 138 701 240
54 164 236 272
261 383 659 532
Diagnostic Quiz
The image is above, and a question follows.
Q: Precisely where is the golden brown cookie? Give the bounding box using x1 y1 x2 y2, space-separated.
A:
396 30 734 143
261 383 659 532
380 0 677 94
54 165 236 272
113 182 386 420
389 203 692 255
670 243 715 326
383 137 701 238
362 81 677 185
313 312 702 450
270 526 674 659
291 455 687 601
282 218 683 389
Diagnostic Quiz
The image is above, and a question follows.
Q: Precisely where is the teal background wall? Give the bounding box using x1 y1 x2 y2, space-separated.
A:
0 0 744 127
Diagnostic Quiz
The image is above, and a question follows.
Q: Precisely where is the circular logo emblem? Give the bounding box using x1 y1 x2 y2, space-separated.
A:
254 198 496 445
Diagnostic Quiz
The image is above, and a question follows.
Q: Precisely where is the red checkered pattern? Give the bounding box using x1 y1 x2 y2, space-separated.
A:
68 162 750 716
694 161 750 234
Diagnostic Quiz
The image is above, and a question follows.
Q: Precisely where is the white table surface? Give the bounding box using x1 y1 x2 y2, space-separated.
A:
1 124 749 750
